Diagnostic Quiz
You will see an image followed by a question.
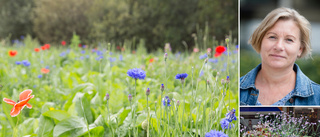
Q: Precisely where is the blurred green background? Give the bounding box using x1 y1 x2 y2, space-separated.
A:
0 0 238 52
240 0 320 84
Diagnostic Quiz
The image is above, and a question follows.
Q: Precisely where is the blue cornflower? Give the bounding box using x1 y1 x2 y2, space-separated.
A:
96 50 103 56
20 35 25 40
233 50 238 54
96 56 103 61
80 56 84 60
45 66 49 69
220 118 234 129
208 58 218 63
119 55 123 61
38 75 43 78
236 45 239 49
15 61 21 65
22 60 31 67
175 73 188 80
199 71 204 77
162 96 171 106
60 52 66 57
205 130 228 137
225 108 237 122
199 53 208 59
81 50 85 54
109 57 116 62
127 68 146 80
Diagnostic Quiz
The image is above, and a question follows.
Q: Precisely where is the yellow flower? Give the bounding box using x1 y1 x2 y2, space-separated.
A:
49 107 55 111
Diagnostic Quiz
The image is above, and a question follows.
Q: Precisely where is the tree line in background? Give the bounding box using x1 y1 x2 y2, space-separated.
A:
0 0 238 51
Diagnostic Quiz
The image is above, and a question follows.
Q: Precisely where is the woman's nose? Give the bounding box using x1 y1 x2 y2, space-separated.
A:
273 39 284 51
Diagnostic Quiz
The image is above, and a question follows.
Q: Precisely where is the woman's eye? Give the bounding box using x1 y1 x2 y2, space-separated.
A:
269 36 276 39
287 39 293 42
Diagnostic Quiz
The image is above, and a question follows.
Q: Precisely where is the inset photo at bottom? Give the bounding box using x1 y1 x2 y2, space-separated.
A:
240 107 320 137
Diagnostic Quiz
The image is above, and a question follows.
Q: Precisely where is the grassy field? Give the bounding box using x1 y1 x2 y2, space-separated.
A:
0 37 238 136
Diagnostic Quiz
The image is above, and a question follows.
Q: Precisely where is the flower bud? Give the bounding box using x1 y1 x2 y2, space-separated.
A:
221 79 226 85
176 100 180 106
128 94 132 102
146 88 150 96
105 93 110 100
160 84 164 92
141 119 148 130
164 53 168 61
225 38 229 43
226 76 230 84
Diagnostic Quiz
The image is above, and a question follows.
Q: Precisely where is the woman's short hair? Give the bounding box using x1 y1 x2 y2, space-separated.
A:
249 7 311 58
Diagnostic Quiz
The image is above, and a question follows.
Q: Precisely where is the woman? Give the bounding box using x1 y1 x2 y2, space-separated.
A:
240 7 320 105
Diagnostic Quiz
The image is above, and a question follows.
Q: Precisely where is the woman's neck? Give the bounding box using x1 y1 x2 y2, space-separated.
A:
257 64 295 85
255 63 296 105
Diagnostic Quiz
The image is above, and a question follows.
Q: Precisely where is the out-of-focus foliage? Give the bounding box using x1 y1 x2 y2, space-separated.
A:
32 0 92 43
240 50 320 84
0 0 238 52
0 0 35 39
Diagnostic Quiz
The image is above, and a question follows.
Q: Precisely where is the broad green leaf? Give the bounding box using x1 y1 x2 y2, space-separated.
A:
53 116 87 137
117 108 131 126
80 126 104 137
150 118 158 132
42 110 71 121
41 102 55 114
75 93 93 124
36 116 54 137
67 103 78 116
135 113 147 126
90 92 101 107
18 118 36 135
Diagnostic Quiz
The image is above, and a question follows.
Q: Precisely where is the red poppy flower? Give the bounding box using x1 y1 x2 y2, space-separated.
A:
193 48 199 53
61 41 66 46
116 46 121 50
3 89 34 117
8 50 17 57
78 44 82 47
44 44 50 49
34 48 40 52
41 68 50 74
149 58 154 63
214 46 226 57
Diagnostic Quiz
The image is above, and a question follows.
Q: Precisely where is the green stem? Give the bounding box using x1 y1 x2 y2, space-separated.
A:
134 79 137 96
147 96 149 137
181 82 185 137
190 66 194 131
80 97 91 137
159 92 162 136
14 114 20 137
129 101 132 137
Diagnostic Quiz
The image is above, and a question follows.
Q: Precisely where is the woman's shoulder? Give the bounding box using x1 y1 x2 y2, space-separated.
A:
311 81 320 91
240 64 261 88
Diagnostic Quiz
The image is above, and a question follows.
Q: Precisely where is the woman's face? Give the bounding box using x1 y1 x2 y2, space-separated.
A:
260 19 302 69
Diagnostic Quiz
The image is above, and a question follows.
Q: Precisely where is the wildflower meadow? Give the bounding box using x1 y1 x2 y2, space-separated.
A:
0 34 238 136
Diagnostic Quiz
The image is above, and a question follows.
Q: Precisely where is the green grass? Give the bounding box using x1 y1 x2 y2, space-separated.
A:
0 38 238 136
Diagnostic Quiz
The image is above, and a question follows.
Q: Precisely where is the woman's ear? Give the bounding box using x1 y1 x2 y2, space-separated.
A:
298 46 303 58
